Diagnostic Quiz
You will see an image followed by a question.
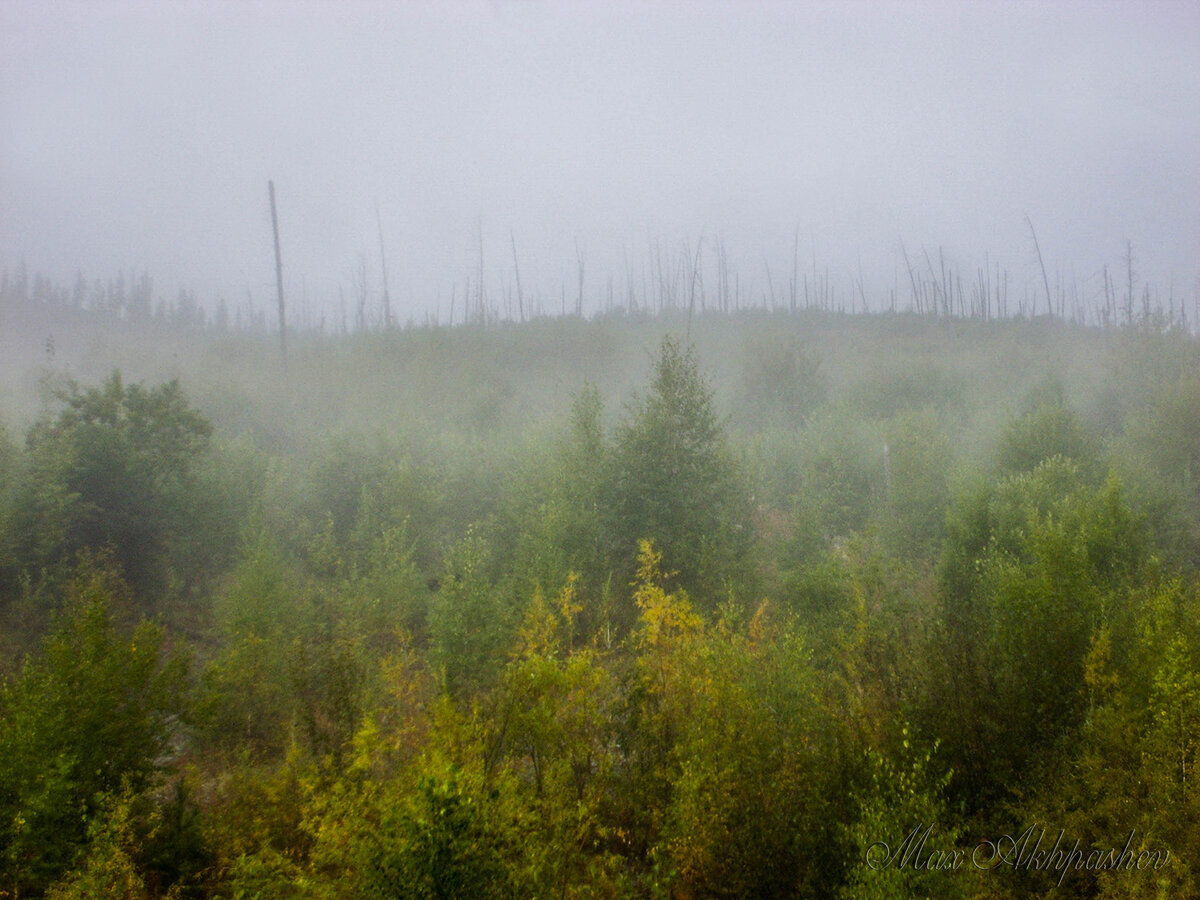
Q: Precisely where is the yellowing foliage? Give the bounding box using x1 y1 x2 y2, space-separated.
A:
633 540 702 651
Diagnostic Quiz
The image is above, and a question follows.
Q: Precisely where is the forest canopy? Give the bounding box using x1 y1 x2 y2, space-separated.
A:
0 301 1198 898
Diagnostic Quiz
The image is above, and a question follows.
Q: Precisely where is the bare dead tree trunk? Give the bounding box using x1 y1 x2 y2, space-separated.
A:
811 240 820 311
1102 265 1113 326
901 241 921 315
763 257 777 309
268 180 287 364
923 247 942 317
376 206 392 328
685 236 701 339
575 239 585 317
1125 240 1136 327
790 225 799 312
1025 214 1052 320
715 236 729 313
477 219 486 323
686 235 703 325
354 255 368 332
511 232 525 322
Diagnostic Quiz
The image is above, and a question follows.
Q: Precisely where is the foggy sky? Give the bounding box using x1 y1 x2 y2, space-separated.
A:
2 1 1198 324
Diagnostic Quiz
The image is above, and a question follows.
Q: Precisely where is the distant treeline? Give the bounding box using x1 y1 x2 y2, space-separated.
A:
3 237 1195 334
0 262 246 331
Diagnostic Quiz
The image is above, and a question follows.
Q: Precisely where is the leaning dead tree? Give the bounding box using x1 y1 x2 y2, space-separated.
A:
268 180 287 363
376 205 392 328
1025 214 1053 320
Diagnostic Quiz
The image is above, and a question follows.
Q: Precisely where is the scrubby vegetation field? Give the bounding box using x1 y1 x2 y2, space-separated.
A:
1 283 1199 898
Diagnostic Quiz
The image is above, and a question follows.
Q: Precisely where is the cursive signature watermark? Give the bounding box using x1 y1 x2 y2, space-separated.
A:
867 824 1170 887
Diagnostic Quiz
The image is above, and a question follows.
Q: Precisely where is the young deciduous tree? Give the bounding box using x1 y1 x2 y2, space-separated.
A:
18 371 214 609
428 526 520 699
996 377 1097 477
931 458 1145 813
0 560 185 895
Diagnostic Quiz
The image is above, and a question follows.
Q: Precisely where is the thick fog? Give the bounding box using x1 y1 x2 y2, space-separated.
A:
2 0 1197 324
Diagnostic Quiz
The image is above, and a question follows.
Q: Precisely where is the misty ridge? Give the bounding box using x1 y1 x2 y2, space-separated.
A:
3 223 1192 331
2 2 1200 897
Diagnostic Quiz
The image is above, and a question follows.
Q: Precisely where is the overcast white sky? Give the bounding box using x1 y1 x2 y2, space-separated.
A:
2 0 1197 324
